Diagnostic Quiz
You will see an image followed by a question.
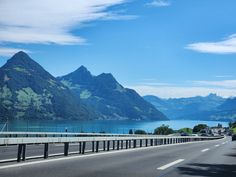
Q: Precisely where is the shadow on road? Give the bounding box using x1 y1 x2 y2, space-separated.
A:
177 163 236 177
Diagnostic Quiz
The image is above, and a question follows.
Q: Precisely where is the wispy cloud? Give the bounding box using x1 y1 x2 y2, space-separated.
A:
193 80 236 89
0 0 132 45
146 0 171 7
0 47 31 57
186 34 236 54
215 75 233 78
127 79 236 98
128 85 236 98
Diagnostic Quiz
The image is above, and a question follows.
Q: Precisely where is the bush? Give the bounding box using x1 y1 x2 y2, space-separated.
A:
193 124 208 133
178 128 192 134
134 129 147 135
129 129 133 134
154 124 174 135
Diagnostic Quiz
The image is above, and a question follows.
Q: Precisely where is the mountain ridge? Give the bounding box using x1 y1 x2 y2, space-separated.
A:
58 66 168 121
0 51 92 120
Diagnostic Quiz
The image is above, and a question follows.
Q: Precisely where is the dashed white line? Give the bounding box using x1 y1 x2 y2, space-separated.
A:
215 144 220 147
201 148 209 152
157 159 185 170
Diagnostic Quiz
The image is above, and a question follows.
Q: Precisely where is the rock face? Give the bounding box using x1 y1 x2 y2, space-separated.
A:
58 66 168 121
0 51 91 120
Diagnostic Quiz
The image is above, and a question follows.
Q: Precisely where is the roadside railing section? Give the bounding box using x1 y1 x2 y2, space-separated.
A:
0 132 224 162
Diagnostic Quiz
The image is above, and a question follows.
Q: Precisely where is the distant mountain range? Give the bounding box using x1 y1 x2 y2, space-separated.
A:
144 94 236 122
58 66 167 121
0 52 167 121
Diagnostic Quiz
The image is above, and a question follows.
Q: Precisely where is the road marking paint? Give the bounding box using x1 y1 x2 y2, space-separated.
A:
215 144 220 147
0 158 16 163
157 159 185 170
201 148 209 152
222 142 225 145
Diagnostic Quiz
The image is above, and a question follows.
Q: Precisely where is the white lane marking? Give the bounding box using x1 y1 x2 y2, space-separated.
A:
201 148 209 152
157 159 185 170
0 138 226 169
0 158 16 163
215 144 220 147
222 142 225 145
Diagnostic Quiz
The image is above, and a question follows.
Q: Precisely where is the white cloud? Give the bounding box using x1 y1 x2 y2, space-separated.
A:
0 0 131 45
127 79 236 98
215 75 233 78
193 80 236 89
0 47 31 57
146 0 171 7
128 85 236 98
186 34 236 54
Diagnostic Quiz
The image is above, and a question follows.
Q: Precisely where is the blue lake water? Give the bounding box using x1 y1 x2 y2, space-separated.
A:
1 120 229 133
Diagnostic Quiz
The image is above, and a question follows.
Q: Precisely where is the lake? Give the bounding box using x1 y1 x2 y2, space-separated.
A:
0 120 229 133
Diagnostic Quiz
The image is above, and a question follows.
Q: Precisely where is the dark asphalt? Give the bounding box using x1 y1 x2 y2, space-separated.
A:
0 137 235 177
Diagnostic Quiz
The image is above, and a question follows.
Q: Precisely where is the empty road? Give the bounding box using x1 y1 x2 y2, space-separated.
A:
0 136 235 177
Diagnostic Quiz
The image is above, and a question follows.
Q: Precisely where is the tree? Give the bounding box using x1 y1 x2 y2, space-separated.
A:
193 124 208 133
129 129 133 134
178 128 192 134
154 125 174 135
134 129 147 135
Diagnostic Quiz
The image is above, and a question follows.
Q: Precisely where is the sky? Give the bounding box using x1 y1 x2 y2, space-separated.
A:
0 0 236 98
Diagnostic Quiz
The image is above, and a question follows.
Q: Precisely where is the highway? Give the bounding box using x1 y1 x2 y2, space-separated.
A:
0 136 235 177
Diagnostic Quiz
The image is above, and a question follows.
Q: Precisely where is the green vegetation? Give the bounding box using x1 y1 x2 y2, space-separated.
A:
154 124 174 135
178 128 193 134
193 124 208 133
80 90 92 99
229 122 236 134
129 129 133 134
13 67 31 75
134 129 147 135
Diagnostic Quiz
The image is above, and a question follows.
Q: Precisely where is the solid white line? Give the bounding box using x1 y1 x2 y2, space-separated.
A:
157 159 185 170
201 148 209 152
0 158 16 163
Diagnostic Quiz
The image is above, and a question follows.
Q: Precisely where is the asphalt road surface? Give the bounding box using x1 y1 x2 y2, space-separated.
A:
0 137 235 177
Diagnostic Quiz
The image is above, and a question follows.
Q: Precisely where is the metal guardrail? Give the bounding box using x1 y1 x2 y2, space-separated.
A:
0 131 224 163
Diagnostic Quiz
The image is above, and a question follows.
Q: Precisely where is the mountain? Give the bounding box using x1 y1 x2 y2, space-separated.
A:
144 94 226 120
58 66 168 121
0 51 92 120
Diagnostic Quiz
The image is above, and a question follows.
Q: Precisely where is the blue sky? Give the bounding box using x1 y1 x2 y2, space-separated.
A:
1 0 236 98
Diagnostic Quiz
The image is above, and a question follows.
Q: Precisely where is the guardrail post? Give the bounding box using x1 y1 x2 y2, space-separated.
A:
133 140 136 148
126 140 128 149
129 140 131 148
17 144 23 162
117 140 120 150
145 139 148 147
22 144 26 161
113 140 115 150
64 142 69 156
151 139 153 146
155 139 157 146
121 140 123 149
92 141 95 152
103 141 106 151
107 141 110 151
82 142 86 154
96 141 99 152
79 142 82 154
140 139 142 147
44 143 49 159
